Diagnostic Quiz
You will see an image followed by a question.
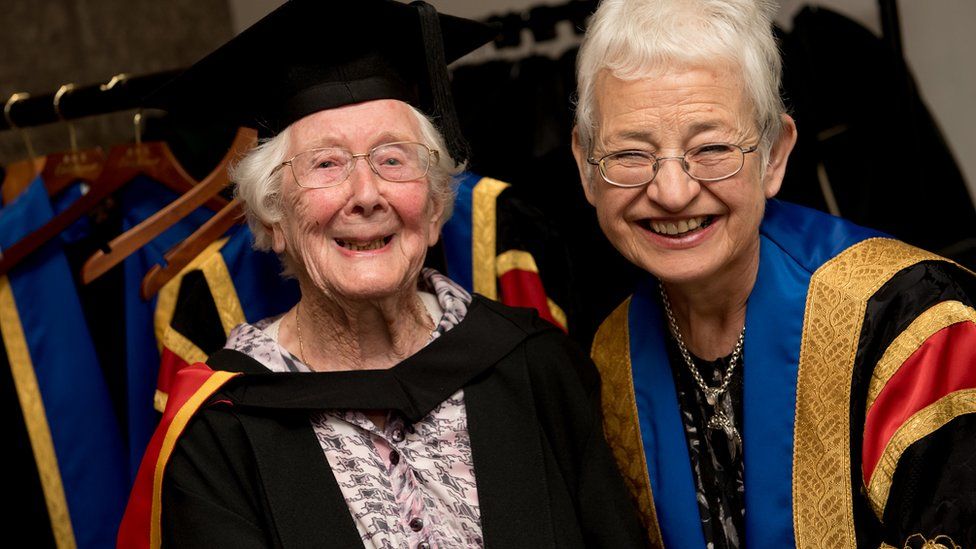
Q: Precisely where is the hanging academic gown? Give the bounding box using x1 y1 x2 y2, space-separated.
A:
777 6 976 268
592 200 976 548
118 296 646 549
441 172 572 332
0 178 128 548
119 175 216 479
152 222 299 410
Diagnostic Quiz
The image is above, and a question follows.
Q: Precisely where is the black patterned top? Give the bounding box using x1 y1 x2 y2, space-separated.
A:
664 333 746 549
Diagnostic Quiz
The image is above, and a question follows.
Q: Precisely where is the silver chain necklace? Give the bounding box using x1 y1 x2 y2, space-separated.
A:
659 282 745 445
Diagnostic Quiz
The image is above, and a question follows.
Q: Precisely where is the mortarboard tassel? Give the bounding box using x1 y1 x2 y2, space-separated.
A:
413 1 471 166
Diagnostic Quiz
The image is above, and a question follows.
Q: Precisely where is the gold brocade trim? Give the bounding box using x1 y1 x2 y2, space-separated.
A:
546 298 568 331
900 533 962 549
154 325 212 414
155 327 208 412
879 536 961 549
153 238 229 352
152 238 241 414
866 301 976 412
161 325 209 367
495 249 538 275
495 249 569 330
590 298 664 547
198 252 246 337
794 238 945 548
471 177 509 299
153 390 169 414
150 370 240 549
866 389 976 519
0 277 76 549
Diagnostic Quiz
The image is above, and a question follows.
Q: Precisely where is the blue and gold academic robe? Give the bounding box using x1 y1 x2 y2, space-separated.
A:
0 179 128 548
152 222 299 408
592 199 976 548
441 172 571 331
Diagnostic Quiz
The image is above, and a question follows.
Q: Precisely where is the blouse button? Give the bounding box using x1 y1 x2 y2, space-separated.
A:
391 428 405 443
409 517 424 532
417 542 431 549
389 450 400 466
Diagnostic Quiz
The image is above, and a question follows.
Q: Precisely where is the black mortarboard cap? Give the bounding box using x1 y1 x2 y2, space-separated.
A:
145 0 496 163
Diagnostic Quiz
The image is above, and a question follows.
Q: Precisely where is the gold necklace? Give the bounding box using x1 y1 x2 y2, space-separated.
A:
659 281 744 445
295 302 313 369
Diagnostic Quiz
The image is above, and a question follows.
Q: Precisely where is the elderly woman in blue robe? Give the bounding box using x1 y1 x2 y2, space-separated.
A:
572 0 976 547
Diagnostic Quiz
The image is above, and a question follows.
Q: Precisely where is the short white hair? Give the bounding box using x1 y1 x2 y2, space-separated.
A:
575 0 785 168
231 103 463 251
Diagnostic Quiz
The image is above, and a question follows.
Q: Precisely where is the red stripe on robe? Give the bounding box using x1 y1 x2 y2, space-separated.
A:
156 347 193 402
117 363 237 548
498 268 565 331
862 322 976 483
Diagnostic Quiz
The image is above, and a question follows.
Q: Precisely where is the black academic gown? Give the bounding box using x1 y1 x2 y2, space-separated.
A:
160 296 647 548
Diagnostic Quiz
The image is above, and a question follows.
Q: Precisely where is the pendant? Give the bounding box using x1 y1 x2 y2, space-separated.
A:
705 392 717 406
706 410 742 449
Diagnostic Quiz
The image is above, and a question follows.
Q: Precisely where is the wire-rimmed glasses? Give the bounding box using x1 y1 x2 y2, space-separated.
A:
278 141 438 189
587 138 762 188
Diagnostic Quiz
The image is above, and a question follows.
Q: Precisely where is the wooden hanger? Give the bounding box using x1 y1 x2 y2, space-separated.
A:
93 74 224 211
0 158 136 277
140 198 245 299
40 83 106 197
96 110 228 212
2 92 45 205
80 126 257 285
0 85 118 278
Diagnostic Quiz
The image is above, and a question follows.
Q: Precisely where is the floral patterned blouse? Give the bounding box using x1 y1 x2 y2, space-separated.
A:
224 268 481 549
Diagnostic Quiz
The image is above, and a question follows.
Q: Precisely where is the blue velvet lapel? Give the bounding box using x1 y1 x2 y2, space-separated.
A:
629 276 706 548
741 226 808 546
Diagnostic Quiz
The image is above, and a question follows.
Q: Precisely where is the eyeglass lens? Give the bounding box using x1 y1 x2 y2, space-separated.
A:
601 144 745 187
293 142 431 188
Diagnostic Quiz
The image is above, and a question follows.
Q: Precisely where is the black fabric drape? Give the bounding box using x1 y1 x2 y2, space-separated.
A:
779 6 975 268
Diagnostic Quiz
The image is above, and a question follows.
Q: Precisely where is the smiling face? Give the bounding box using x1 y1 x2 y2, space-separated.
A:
271 99 443 302
573 64 795 287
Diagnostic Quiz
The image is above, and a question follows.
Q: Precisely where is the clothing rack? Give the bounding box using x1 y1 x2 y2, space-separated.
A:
0 0 907 130
1 2 602 131
485 0 595 49
878 0 903 58
1 69 181 132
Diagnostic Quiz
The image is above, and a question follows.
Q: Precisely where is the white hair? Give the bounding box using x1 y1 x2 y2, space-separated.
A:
231 104 463 252
575 0 785 171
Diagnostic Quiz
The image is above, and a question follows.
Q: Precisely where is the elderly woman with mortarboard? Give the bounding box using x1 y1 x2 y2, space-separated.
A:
117 1 646 548
572 0 976 547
